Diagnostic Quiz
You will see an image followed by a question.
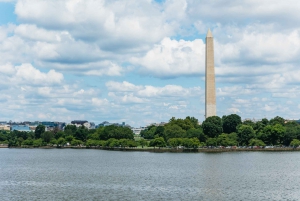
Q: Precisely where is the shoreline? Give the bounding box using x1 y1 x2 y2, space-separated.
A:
3 145 300 153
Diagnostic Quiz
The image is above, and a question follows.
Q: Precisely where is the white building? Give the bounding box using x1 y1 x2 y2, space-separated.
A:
131 127 146 135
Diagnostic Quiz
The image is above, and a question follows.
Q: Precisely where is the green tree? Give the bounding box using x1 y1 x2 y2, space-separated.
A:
0 133 7 142
270 116 285 126
290 139 300 147
217 133 237 146
261 118 269 126
243 120 255 128
237 125 255 145
186 116 200 128
248 138 265 146
140 126 156 139
168 117 195 131
17 137 24 146
119 139 129 147
64 125 77 136
202 116 222 138
74 126 88 141
100 125 134 140
154 126 165 137
271 124 286 145
57 137 66 146
41 131 54 143
182 138 200 148
206 138 217 146
65 135 74 142
222 114 242 134
55 131 65 140
107 138 119 147
149 137 166 148
71 139 83 146
260 124 286 145
168 138 182 147
164 124 186 140
33 138 43 147
35 125 45 139
50 138 57 145
186 128 206 142
138 138 148 148
22 138 33 146
87 132 100 140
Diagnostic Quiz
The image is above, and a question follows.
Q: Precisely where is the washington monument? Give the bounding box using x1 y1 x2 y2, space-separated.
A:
205 29 216 118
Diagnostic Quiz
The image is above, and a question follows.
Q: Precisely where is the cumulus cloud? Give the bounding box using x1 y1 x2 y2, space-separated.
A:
0 63 63 86
131 37 205 78
106 81 143 92
15 0 173 51
106 81 201 98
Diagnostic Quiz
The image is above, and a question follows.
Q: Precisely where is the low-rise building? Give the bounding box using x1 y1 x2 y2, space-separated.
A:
70 120 94 129
0 125 10 131
97 121 130 128
131 127 146 135
11 125 31 132
147 122 167 127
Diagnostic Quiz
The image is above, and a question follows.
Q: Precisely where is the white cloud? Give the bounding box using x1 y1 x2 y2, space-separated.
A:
15 63 63 85
92 98 110 106
0 63 63 86
106 81 201 98
227 108 241 114
121 94 146 103
132 37 205 78
263 104 274 112
106 81 143 92
15 0 174 52
14 24 60 43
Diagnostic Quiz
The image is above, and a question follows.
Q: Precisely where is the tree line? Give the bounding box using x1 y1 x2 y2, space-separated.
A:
141 115 300 147
1 115 300 148
1 124 136 148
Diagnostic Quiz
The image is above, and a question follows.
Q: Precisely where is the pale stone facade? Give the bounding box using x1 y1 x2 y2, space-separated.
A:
205 29 216 118
0 125 10 131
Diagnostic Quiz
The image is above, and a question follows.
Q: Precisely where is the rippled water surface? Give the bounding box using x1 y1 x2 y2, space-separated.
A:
1 149 300 200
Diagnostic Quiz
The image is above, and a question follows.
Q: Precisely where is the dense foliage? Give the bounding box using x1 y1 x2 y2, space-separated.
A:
141 115 300 147
1 124 134 148
1 115 300 148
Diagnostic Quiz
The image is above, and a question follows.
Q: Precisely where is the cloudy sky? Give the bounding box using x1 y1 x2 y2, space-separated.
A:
0 0 300 127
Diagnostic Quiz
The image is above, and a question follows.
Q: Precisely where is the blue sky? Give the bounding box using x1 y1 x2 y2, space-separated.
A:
0 0 300 127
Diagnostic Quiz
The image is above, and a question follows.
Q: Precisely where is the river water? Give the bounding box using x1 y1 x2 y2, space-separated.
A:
1 148 300 201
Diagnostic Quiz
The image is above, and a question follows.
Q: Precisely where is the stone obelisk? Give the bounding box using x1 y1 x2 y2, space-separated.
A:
205 29 216 118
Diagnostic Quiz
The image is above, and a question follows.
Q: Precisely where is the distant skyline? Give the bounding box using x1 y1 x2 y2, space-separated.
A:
0 0 300 127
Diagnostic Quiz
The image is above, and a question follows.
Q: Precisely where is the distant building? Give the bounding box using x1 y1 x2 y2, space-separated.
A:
147 122 167 127
243 118 261 123
11 125 31 132
89 122 96 129
41 121 66 131
70 120 94 129
131 127 146 135
97 121 130 128
0 125 10 131
285 119 300 124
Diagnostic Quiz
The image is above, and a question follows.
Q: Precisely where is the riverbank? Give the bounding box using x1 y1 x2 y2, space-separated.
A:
0 144 8 148
5 145 300 153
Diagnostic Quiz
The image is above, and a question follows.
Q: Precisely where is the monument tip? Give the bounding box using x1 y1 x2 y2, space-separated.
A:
206 28 213 37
